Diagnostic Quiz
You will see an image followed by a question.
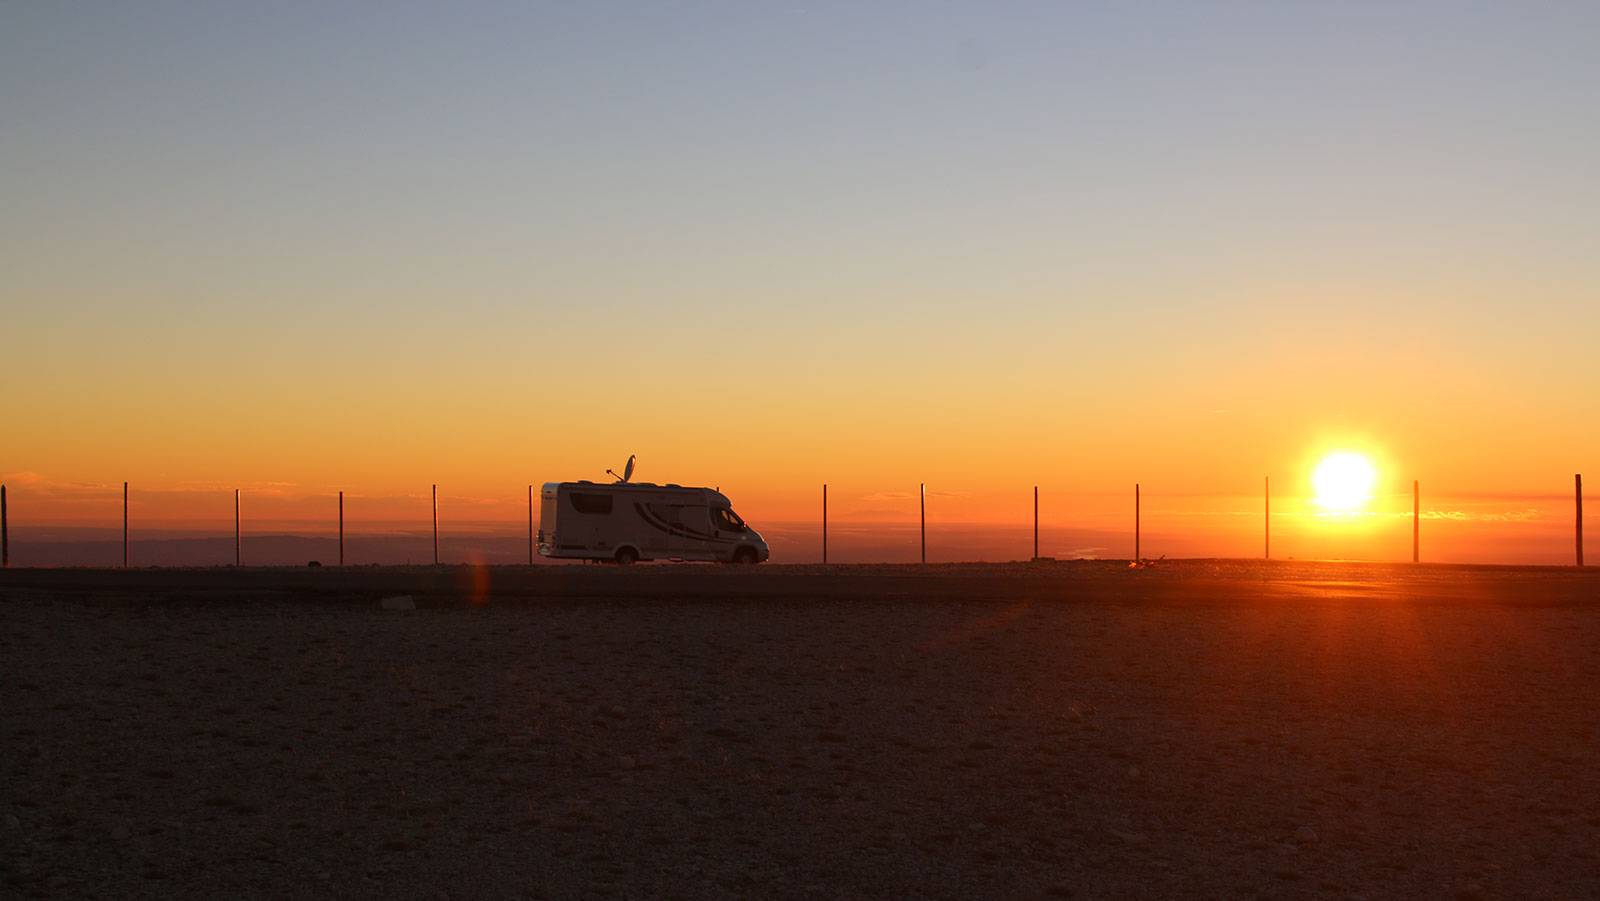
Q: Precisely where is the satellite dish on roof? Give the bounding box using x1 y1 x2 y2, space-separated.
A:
607 454 637 484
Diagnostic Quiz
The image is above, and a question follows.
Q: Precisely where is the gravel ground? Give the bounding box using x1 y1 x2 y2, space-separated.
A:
3 561 1599 899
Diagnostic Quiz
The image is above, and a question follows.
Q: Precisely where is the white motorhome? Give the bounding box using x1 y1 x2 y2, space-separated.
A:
538 481 770 564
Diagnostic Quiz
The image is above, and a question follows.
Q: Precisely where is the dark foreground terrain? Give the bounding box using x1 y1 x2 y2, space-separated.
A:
3 561 1599 899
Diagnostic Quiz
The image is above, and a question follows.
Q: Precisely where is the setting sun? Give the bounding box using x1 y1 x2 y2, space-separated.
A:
1312 452 1378 512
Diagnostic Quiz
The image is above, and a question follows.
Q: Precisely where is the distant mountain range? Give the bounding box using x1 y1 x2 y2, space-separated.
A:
1 523 1134 567
2 521 1574 566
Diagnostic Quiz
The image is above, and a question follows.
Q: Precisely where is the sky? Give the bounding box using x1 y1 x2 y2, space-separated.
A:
3 2 1596 564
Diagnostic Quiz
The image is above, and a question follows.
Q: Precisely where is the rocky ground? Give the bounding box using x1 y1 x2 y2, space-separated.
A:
2 561 1599 899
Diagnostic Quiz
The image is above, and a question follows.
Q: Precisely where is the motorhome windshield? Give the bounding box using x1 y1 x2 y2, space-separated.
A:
712 507 746 531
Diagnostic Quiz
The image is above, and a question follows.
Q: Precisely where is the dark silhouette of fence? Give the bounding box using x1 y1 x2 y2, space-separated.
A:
0 473 1588 568
1413 480 1421 563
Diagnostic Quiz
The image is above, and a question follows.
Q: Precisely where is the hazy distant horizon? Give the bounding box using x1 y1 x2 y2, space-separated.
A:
3 515 1580 568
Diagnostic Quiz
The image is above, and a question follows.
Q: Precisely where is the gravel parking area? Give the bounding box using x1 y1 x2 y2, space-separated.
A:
3 562 1599 898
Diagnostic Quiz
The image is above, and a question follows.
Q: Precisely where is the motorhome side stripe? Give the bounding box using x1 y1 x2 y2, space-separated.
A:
632 502 737 545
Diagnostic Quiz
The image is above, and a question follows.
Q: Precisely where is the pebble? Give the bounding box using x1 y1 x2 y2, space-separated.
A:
1295 825 1319 844
380 595 416 611
3 813 20 830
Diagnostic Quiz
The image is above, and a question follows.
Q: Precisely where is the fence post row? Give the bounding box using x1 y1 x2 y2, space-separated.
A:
919 483 926 564
1 474 1587 569
822 483 828 565
1413 480 1420 564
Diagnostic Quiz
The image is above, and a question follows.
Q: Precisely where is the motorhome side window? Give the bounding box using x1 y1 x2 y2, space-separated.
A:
570 492 613 515
712 508 745 531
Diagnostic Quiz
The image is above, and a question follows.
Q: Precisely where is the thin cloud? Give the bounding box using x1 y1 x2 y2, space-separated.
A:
1420 509 1545 523
1429 491 1574 502
860 489 971 501
159 480 301 495
0 474 119 499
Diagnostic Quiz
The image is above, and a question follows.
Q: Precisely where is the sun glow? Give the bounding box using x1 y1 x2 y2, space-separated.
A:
1311 451 1378 512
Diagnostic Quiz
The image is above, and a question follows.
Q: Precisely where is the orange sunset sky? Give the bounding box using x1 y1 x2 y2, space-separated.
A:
4 4 1596 564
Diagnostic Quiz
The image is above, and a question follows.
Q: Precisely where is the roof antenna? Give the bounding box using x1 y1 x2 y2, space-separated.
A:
607 454 636 484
